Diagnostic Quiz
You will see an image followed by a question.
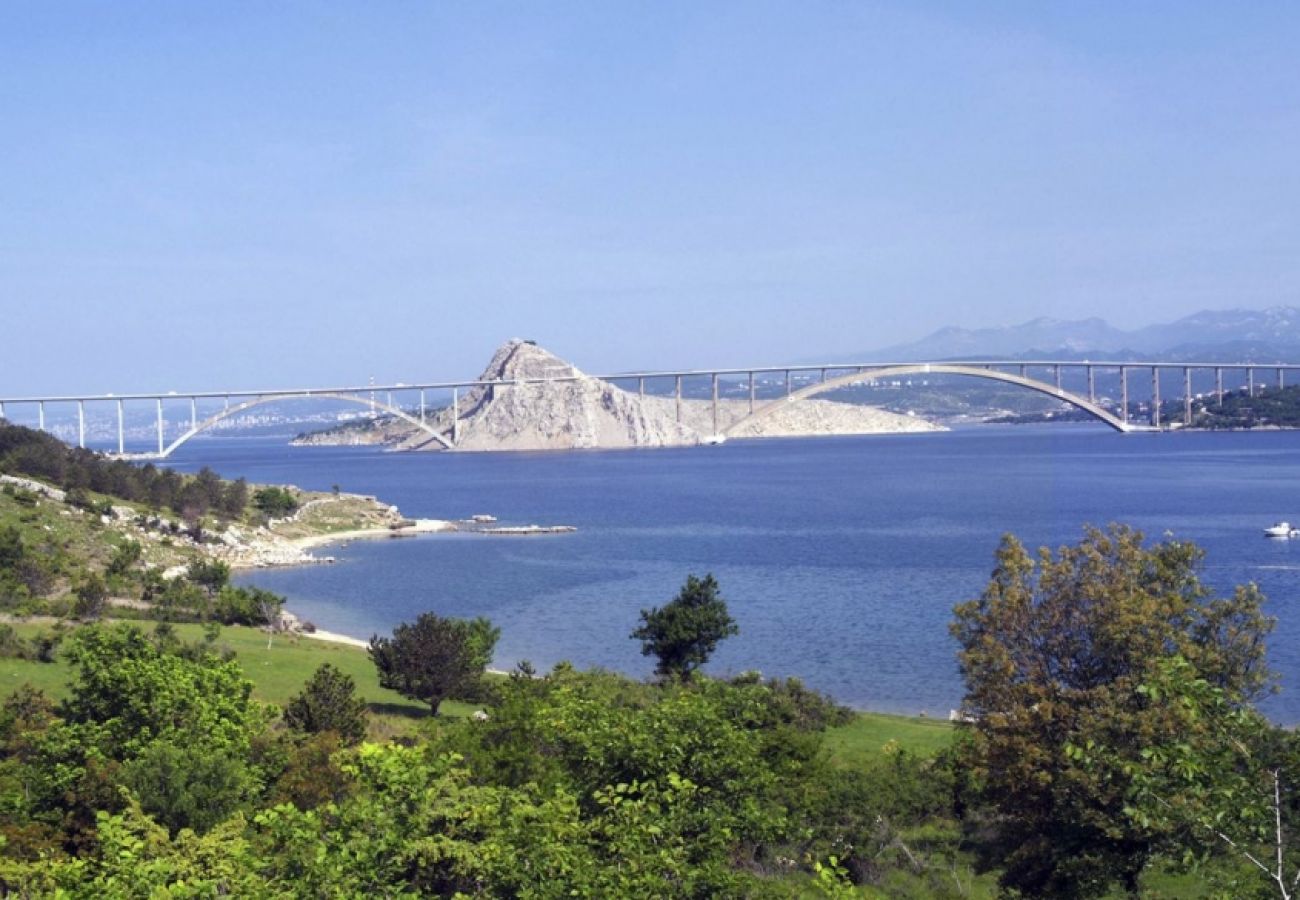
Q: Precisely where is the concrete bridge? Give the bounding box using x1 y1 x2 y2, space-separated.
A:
0 359 1293 459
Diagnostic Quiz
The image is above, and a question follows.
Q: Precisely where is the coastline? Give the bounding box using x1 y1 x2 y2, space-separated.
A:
283 517 458 554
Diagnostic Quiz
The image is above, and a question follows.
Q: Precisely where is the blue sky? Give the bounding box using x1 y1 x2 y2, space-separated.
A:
3 2 1298 394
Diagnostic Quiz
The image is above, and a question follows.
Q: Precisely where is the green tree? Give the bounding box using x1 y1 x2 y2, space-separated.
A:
217 477 249 520
1078 655 1300 899
0 525 23 571
950 525 1274 897
283 663 368 744
368 613 498 715
630 574 738 681
185 559 230 597
105 540 142 578
122 739 253 835
60 624 266 759
74 573 108 620
253 486 298 518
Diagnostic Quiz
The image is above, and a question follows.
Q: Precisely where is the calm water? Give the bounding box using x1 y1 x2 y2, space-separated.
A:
164 426 1300 721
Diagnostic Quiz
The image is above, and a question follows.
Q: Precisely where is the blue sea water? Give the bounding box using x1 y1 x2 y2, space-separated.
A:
164 426 1300 721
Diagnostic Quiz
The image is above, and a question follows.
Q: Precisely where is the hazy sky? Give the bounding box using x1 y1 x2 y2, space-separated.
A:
3 2 1299 394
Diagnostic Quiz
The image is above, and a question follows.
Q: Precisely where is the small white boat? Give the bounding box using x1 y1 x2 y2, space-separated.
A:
1264 522 1297 538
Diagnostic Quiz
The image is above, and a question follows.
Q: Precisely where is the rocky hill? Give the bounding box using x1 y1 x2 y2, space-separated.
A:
293 340 942 452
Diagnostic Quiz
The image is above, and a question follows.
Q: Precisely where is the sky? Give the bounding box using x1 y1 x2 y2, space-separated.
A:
3 2 1299 395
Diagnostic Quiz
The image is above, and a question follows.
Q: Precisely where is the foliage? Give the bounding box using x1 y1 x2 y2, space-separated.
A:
950 524 1275 897
104 540 141 578
60 624 267 759
282 663 368 744
0 422 248 521
0 522 57 604
1169 383 1300 430
369 612 499 714
252 486 299 518
631 573 738 681
211 585 283 628
123 739 254 835
73 573 107 620
1078 656 1300 898
185 558 230 597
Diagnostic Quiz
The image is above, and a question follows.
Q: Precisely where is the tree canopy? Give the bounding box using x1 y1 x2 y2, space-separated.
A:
368 613 500 714
631 573 738 681
950 524 1275 897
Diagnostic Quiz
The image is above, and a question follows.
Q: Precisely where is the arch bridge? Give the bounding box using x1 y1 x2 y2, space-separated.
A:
2 359 1294 456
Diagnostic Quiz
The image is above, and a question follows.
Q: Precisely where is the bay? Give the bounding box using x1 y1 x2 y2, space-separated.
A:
164 425 1300 721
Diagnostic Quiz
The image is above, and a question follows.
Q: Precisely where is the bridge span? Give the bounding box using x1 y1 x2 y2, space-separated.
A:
1 359 1293 459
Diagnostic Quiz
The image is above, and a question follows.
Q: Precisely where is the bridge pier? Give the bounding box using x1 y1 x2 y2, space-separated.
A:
785 370 791 398
419 390 425 424
452 388 460 445
156 398 164 456
1184 367 1192 425
1151 368 1161 428
1248 368 1255 397
1216 368 1224 405
712 373 719 435
1280 368 1286 390
190 397 197 432
638 377 645 398
1120 366 1128 424
38 401 45 433
748 372 755 414
0 401 6 420
78 401 85 448
117 399 124 455
1053 365 1061 390
675 376 682 423
1087 366 1095 404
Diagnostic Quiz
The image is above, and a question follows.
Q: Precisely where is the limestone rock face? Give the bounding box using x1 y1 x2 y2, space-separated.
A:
296 339 945 452
438 340 700 451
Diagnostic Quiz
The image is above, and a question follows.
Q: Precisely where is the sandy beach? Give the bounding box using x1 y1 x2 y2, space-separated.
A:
289 517 457 552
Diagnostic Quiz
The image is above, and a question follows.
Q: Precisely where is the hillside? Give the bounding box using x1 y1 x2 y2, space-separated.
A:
295 339 943 451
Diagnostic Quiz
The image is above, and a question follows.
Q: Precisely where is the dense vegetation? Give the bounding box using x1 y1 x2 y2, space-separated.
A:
0 422 285 628
1165 383 1300 429
0 422 248 522
5 421 1300 895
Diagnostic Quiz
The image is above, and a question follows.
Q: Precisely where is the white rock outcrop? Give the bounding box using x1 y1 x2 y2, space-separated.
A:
297 339 944 452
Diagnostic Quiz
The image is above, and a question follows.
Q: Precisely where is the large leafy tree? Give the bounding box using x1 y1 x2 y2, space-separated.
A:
368 613 499 714
950 525 1274 897
631 574 738 682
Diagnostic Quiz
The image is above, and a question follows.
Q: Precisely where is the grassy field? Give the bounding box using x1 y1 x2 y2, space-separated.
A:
0 620 486 729
824 710 956 765
2 619 950 757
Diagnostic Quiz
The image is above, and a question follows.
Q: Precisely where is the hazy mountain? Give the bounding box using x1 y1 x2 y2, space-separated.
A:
853 306 1300 361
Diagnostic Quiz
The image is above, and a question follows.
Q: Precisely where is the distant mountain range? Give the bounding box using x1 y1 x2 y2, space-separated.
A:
850 306 1300 363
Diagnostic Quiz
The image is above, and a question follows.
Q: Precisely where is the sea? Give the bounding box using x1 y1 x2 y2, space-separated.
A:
161 425 1300 722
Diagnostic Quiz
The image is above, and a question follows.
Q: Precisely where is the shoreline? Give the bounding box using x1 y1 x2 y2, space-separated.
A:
285 517 458 554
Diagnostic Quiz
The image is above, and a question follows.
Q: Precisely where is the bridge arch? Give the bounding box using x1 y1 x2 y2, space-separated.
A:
723 364 1133 436
159 392 453 458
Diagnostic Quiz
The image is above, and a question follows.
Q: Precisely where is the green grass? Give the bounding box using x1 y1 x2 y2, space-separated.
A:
3 619 955 753
0 620 485 730
824 711 956 766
